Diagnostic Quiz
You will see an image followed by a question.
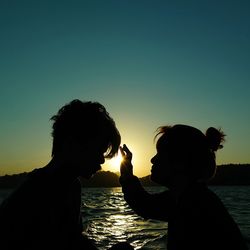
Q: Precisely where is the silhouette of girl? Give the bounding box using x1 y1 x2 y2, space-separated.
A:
120 125 248 250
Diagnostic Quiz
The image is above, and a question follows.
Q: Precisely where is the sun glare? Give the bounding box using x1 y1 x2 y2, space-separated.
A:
111 151 123 168
104 151 123 173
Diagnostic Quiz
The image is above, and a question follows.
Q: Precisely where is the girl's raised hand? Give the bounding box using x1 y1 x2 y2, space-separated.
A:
120 144 133 178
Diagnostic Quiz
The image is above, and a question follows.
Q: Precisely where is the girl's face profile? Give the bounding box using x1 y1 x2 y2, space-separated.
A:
150 135 174 186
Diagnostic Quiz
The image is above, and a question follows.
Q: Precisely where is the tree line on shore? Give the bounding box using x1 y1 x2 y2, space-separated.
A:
0 164 250 189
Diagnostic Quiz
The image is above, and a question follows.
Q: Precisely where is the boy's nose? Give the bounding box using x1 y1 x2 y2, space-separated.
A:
151 155 156 164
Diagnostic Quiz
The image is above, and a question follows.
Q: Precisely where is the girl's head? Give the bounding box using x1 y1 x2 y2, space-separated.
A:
150 124 225 186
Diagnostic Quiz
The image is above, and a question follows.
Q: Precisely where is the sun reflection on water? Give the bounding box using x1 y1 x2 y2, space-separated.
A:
81 187 168 250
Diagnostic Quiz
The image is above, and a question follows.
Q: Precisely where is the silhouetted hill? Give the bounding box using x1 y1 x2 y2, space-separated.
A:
0 164 250 188
80 171 120 187
131 164 250 186
0 171 120 189
0 172 28 189
209 164 250 185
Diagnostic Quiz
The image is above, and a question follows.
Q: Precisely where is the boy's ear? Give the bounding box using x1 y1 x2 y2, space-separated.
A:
64 136 89 151
61 136 77 151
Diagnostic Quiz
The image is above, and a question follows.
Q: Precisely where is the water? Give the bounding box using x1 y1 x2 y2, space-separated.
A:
81 186 250 249
0 186 250 249
81 187 168 249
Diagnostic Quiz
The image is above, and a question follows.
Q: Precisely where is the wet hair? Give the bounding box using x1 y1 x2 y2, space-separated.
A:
50 99 121 158
155 124 226 182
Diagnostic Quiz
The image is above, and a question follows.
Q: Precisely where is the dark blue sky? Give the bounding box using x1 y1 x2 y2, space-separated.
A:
0 0 249 176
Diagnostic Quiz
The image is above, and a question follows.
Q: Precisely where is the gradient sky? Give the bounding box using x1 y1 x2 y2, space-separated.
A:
0 0 249 177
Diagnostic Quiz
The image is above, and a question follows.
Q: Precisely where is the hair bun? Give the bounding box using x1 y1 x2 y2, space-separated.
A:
205 127 226 151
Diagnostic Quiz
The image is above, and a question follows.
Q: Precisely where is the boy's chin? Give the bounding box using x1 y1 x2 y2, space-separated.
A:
150 175 157 183
79 171 93 179
150 175 163 186
80 169 100 179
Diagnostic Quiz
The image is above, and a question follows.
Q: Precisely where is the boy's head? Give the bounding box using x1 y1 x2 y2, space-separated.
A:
50 99 121 177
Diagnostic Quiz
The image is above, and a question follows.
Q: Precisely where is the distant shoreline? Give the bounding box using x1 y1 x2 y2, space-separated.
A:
0 164 250 188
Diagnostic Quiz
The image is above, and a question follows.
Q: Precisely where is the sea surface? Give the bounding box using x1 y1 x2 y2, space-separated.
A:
1 186 250 249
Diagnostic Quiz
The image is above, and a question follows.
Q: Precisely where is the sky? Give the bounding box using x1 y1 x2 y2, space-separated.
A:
0 0 249 177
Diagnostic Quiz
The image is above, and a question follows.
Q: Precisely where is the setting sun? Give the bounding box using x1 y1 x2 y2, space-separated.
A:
104 151 123 173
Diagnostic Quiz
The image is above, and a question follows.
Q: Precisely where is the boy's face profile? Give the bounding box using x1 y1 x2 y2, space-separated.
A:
62 136 107 179
79 139 107 179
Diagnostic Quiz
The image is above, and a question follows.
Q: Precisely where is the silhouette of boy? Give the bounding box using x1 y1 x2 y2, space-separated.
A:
0 100 125 250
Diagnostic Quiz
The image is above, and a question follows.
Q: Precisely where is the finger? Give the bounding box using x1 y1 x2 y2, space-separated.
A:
119 146 125 157
123 144 132 159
